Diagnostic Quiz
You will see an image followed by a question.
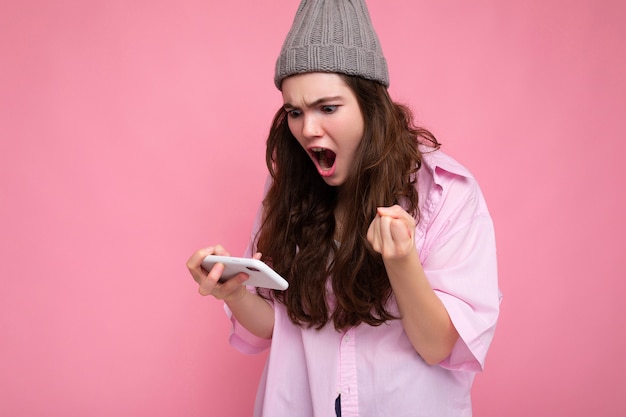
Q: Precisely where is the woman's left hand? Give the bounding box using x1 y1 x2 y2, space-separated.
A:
367 205 416 260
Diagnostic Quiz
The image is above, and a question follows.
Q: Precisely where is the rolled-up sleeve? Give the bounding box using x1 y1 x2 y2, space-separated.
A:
226 176 274 354
420 167 501 372
428 215 500 371
225 299 272 354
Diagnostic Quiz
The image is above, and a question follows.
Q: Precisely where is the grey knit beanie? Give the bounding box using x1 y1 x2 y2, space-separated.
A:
274 0 389 89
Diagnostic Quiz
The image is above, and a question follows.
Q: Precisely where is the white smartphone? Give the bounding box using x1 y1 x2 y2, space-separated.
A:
201 255 289 290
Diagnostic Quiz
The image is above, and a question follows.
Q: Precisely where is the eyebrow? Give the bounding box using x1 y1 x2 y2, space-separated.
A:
283 96 343 110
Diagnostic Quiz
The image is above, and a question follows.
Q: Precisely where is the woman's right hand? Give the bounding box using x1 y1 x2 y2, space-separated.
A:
186 244 258 301
186 244 275 339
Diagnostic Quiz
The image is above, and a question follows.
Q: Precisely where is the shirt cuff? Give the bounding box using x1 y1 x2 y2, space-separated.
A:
224 302 272 354
435 291 497 372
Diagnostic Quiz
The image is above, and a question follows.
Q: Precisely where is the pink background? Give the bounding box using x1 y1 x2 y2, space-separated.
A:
2 0 625 416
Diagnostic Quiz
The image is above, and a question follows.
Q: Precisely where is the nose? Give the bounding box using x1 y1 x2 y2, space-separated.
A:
302 115 322 139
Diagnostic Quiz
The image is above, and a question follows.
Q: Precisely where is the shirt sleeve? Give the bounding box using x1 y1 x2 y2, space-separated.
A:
224 298 272 354
226 175 274 354
421 170 501 372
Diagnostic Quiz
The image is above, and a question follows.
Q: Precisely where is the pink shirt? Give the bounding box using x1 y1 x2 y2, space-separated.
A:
226 149 501 417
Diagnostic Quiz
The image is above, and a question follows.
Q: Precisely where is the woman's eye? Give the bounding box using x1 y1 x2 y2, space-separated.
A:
321 105 338 114
287 109 302 118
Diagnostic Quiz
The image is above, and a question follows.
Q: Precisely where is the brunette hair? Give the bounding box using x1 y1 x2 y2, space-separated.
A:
256 75 440 330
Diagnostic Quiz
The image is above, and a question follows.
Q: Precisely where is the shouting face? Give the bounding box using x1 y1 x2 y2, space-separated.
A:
282 72 365 187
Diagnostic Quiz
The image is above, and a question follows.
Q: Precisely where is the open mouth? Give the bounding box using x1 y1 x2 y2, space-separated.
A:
310 147 336 170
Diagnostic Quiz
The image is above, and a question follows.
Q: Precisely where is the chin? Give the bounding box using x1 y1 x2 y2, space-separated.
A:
321 176 346 187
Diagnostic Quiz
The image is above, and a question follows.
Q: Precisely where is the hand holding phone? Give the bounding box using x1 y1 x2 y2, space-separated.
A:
201 255 289 290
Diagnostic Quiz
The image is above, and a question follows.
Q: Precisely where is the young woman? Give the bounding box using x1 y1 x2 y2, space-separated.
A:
186 1 500 416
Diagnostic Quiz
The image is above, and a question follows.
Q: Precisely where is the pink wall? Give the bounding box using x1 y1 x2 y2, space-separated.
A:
1 1 625 416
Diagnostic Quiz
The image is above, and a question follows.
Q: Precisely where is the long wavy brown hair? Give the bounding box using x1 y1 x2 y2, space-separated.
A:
255 74 440 330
